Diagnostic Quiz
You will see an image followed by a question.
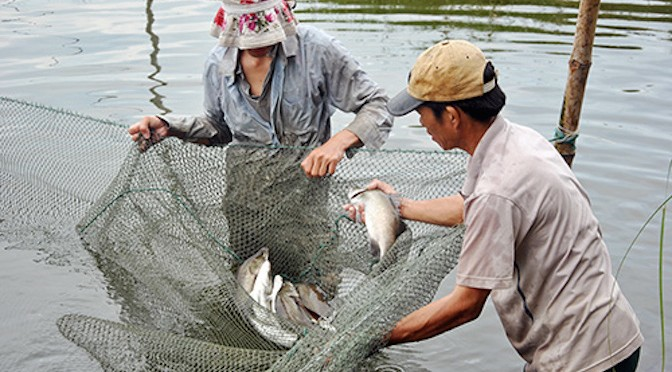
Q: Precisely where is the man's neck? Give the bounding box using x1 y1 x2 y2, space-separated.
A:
461 116 496 156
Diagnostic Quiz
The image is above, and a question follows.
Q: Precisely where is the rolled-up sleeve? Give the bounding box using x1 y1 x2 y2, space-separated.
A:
323 38 393 149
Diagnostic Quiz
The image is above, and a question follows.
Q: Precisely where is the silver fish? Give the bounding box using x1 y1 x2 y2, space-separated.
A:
269 275 283 314
249 259 274 309
244 251 300 348
348 187 406 260
236 249 335 347
275 281 315 327
295 283 333 320
236 247 270 294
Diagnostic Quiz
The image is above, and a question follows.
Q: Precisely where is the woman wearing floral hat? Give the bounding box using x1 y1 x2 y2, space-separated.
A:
128 0 394 262
128 0 393 178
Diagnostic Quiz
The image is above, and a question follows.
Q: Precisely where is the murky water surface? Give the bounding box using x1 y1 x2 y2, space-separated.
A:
1 0 671 370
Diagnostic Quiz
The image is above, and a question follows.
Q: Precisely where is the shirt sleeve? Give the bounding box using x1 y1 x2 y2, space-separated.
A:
456 194 522 290
157 50 232 145
322 37 393 149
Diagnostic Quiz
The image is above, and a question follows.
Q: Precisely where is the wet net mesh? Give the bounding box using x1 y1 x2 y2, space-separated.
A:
1 96 468 371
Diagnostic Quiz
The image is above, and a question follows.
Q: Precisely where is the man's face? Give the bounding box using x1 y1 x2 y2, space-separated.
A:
416 105 457 150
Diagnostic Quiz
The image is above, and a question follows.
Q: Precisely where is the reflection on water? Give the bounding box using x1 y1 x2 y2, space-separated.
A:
300 0 672 34
129 0 672 112
144 0 169 114
0 0 670 371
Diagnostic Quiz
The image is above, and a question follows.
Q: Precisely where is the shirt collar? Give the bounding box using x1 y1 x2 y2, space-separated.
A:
461 115 507 198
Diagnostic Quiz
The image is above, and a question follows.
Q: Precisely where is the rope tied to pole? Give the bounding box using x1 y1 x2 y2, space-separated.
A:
549 126 579 151
552 0 601 168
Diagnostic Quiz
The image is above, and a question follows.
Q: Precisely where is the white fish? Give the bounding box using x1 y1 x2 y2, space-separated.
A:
236 247 270 294
249 260 273 309
236 249 336 347
295 283 333 320
269 275 283 313
244 252 300 348
348 187 406 260
275 281 316 327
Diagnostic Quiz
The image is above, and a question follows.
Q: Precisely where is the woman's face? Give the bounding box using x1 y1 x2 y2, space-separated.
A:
245 46 273 58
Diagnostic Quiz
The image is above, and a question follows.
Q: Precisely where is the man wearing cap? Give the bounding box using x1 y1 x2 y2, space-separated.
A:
355 40 643 371
128 0 393 178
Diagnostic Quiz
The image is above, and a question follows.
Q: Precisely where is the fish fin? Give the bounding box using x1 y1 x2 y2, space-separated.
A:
396 220 407 238
369 239 381 259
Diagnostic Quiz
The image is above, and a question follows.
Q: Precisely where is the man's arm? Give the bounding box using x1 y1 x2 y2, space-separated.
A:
368 179 464 227
400 194 464 227
388 285 490 345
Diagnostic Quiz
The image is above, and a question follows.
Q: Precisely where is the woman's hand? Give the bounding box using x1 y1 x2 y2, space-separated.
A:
301 130 361 177
128 116 170 152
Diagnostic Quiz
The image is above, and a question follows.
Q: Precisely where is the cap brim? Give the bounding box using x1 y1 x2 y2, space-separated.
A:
387 88 423 116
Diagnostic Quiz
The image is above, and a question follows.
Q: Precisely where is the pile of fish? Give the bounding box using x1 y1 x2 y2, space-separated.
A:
235 186 405 347
236 247 334 348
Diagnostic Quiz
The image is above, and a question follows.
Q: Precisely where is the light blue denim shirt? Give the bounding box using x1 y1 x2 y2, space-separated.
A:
161 25 393 149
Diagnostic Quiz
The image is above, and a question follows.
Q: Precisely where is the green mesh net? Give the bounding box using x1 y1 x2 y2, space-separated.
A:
1 96 468 371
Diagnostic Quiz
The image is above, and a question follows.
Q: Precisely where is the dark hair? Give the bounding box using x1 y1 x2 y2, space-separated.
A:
422 61 506 123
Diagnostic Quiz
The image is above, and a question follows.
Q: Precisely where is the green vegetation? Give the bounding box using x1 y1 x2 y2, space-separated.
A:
615 160 671 372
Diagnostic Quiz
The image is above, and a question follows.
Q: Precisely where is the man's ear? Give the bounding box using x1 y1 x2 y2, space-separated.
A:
444 106 460 128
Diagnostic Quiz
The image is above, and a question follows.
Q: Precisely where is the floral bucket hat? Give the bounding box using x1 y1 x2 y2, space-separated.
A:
210 0 298 50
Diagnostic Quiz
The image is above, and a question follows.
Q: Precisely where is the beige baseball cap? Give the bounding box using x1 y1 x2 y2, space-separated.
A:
388 39 497 116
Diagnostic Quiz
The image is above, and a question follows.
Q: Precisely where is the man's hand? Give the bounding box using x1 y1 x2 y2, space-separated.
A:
343 178 398 223
365 179 397 195
343 201 365 223
128 116 170 152
301 130 361 178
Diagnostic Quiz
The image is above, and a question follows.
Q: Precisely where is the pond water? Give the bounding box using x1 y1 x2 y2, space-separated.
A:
1 0 671 371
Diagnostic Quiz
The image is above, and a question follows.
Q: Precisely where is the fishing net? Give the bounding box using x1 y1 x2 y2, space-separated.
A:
1 96 468 371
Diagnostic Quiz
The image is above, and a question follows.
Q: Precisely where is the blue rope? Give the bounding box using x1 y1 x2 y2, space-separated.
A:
549 126 579 150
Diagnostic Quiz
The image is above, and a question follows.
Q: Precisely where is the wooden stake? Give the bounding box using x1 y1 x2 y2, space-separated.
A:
555 0 602 168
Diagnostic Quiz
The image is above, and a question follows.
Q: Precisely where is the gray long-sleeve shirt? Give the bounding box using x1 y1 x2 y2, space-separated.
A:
160 25 393 149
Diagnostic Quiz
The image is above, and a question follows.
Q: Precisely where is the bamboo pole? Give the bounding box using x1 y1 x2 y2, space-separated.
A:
555 0 602 168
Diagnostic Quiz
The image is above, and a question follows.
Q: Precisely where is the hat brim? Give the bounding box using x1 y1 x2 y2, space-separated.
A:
387 88 423 116
211 1 298 50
